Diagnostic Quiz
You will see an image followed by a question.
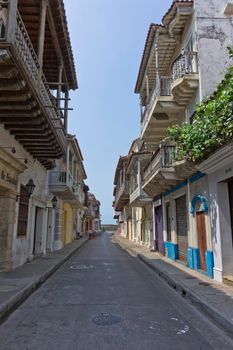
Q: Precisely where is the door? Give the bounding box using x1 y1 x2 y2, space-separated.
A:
46 208 53 251
33 207 44 255
196 212 207 271
141 208 146 243
176 195 188 262
154 206 164 255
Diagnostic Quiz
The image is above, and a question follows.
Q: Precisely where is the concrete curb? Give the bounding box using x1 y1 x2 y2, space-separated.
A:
0 239 88 323
115 237 233 338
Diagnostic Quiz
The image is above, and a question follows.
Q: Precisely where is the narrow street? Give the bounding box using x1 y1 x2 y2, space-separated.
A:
0 232 232 350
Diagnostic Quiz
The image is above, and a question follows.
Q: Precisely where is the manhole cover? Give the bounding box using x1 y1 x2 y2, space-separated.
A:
92 313 121 326
70 264 93 270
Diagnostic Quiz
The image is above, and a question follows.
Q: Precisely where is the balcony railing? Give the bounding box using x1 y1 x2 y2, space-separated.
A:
0 9 66 150
49 171 83 198
172 51 198 82
143 145 176 184
115 180 129 205
141 76 171 130
85 206 95 218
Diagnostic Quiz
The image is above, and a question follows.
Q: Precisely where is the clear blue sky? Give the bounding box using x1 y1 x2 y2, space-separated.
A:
64 0 173 224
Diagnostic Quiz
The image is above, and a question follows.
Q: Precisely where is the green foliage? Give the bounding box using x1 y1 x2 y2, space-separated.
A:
167 48 233 162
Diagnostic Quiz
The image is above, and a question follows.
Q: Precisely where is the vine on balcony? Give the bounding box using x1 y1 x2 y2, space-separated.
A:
167 48 233 162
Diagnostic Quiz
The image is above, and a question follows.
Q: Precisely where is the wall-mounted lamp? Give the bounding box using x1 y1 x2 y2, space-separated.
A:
16 179 36 202
45 196 58 210
0 146 16 154
51 196 58 209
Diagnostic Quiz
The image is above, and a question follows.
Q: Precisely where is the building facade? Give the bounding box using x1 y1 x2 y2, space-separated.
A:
0 0 96 271
83 192 101 237
113 0 233 283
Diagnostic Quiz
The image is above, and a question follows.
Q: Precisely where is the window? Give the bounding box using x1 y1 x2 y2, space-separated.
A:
17 185 29 237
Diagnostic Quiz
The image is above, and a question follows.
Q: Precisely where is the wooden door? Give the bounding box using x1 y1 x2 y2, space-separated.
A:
196 212 207 271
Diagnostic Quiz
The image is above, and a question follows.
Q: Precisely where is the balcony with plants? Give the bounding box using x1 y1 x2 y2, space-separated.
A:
167 48 233 167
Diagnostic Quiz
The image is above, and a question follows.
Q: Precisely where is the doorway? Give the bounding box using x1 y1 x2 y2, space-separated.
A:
196 212 207 271
46 208 53 251
33 207 44 255
154 205 164 255
141 208 146 243
176 195 188 262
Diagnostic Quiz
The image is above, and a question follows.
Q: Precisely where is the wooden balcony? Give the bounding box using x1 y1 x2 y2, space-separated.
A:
141 77 184 145
0 2 73 169
142 144 180 198
85 206 95 219
49 171 84 208
114 180 130 210
142 144 197 197
171 51 199 105
130 185 151 207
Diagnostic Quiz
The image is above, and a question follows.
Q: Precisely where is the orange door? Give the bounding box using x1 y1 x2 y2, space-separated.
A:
196 212 207 271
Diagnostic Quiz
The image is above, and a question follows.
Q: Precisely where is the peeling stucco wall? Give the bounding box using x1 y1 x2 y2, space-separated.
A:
195 0 233 98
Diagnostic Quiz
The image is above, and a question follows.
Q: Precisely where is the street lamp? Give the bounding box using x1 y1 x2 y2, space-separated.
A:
25 179 36 197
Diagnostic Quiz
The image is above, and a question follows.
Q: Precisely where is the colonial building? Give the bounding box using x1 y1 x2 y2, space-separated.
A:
83 192 101 237
126 139 153 247
0 0 78 270
135 0 233 281
48 134 87 249
113 156 130 238
114 0 233 283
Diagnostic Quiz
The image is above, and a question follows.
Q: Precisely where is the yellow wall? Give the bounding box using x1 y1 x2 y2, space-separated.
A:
61 202 74 245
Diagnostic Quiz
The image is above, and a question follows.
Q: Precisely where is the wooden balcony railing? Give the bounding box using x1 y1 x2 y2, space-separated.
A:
115 180 129 205
143 145 176 184
0 6 66 151
49 171 83 199
141 76 171 130
15 12 66 148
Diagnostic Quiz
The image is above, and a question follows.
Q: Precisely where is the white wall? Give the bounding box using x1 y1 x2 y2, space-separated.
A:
195 0 233 99
12 161 47 267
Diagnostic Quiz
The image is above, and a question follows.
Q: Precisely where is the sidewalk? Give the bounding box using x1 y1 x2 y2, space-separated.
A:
0 238 88 322
114 235 233 337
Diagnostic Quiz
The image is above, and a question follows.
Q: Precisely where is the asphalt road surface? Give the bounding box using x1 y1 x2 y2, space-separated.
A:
0 232 232 350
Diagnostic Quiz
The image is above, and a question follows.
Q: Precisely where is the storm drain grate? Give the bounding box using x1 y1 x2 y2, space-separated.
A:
92 313 121 326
